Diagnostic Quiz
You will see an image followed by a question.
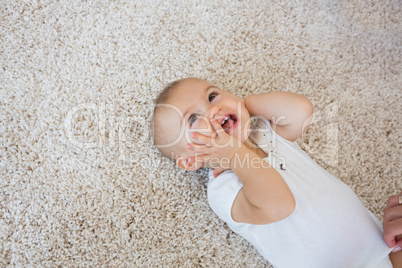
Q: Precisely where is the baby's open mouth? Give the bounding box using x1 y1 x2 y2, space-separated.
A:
220 114 238 133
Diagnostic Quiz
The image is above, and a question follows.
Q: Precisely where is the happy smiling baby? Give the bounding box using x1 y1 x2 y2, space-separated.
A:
151 78 394 267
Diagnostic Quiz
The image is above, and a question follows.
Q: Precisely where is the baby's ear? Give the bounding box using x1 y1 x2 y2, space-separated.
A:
176 156 202 171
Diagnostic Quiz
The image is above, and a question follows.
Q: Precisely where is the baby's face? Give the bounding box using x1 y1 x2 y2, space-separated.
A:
157 78 250 160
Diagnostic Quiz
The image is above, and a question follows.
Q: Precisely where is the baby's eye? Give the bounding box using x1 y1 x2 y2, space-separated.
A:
189 114 198 125
209 92 218 102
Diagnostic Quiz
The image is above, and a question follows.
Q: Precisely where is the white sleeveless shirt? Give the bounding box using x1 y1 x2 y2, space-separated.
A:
207 118 392 268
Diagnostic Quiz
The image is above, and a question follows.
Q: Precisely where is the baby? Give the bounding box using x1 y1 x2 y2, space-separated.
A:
152 78 398 267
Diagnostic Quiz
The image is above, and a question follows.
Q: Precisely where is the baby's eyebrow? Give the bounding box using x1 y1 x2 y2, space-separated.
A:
205 85 217 92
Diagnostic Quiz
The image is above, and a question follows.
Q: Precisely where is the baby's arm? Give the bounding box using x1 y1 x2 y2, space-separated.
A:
229 141 296 224
244 91 313 141
188 119 295 225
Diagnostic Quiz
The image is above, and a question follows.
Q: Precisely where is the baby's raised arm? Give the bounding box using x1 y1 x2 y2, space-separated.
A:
187 118 295 225
187 90 313 225
245 92 313 141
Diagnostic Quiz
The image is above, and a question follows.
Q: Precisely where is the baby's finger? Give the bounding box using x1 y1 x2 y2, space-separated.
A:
190 132 212 146
210 118 226 138
186 143 210 150
186 143 212 155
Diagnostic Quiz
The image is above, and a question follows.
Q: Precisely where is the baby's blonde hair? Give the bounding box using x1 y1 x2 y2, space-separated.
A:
151 79 184 160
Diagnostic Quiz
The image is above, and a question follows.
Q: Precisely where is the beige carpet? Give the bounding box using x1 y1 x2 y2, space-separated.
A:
1 0 401 266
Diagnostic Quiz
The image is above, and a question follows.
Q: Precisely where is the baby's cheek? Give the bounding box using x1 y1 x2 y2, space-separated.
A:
192 118 214 137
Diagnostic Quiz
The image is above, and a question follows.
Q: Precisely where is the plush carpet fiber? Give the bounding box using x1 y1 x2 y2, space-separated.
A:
1 0 401 266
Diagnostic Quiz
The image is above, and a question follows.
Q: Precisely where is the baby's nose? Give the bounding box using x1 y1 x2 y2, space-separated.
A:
207 105 222 120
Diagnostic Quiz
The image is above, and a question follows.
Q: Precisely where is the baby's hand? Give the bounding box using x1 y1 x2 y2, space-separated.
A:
187 118 244 177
